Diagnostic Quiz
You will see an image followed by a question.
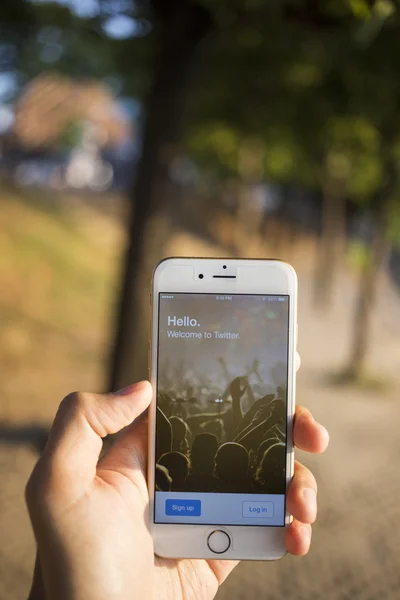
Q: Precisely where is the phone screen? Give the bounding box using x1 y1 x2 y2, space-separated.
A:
154 293 290 527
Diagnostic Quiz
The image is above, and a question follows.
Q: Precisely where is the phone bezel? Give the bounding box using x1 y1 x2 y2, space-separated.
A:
148 258 297 560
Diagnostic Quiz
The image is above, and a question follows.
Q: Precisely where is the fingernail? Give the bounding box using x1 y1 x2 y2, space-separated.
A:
303 488 317 517
114 382 146 396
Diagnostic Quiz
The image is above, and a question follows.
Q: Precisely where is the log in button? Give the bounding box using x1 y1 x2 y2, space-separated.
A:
242 501 274 518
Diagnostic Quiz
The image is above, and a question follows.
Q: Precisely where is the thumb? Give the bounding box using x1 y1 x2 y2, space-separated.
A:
36 381 152 497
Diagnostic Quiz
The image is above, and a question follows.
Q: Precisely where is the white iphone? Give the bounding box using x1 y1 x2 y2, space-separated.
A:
148 258 297 560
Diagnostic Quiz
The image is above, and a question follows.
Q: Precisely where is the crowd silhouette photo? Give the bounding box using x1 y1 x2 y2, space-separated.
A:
155 372 287 495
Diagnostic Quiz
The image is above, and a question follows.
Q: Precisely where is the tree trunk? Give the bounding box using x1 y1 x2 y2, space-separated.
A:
346 208 388 378
235 137 265 256
314 171 347 309
346 174 394 379
108 1 213 390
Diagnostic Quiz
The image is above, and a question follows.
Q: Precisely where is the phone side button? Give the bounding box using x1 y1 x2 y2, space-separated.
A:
207 530 231 554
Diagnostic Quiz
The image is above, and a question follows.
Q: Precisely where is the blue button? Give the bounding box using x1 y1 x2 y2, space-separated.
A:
165 499 201 517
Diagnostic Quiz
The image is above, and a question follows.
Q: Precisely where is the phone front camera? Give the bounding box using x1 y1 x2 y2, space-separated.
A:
223 265 227 269
199 274 204 279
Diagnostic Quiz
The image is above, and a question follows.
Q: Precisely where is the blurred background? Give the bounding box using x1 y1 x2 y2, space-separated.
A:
0 0 400 598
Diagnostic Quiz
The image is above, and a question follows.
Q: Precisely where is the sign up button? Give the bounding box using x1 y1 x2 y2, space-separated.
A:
242 501 274 518
165 499 201 517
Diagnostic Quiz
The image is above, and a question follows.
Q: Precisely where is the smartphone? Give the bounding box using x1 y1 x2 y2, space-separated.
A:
148 258 297 560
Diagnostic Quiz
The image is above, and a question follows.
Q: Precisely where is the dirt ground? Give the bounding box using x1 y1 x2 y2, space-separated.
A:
0 212 399 599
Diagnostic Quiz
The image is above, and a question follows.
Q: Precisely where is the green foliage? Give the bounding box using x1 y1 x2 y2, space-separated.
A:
57 120 84 150
188 122 240 176
347 241 371 271
0 0 34 24
4 0 400 241
198 0 373 24
321 117 383 198
355 0 395 44
264 140 296 182
184 0 400 245
387 198 400 244
349 0 371 18
2 1 154 98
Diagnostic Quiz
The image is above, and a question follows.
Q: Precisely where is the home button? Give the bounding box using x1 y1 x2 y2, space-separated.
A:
207 530 231 554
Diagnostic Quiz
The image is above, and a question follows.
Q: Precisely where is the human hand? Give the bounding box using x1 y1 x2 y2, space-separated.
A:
27 382 329 600
229 376 247 400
